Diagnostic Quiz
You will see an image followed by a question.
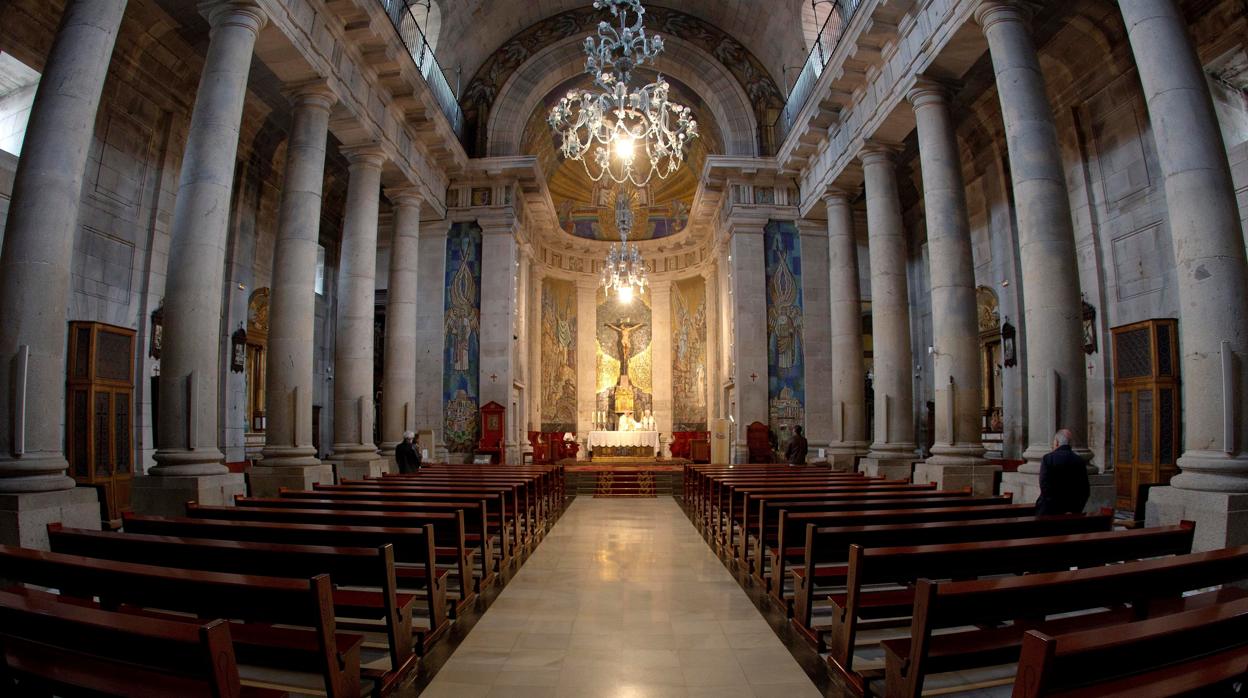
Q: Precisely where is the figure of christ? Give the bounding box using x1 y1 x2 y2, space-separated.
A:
604 317 644 376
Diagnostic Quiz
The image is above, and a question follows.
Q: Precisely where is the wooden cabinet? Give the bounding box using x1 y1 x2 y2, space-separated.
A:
67 322 136 526
1111 319 1180 511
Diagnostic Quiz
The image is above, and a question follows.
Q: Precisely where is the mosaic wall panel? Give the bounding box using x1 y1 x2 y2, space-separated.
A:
765 220 805 446
672 277 708 431
541 278 578 433
443 222 483 453
596 289 653 425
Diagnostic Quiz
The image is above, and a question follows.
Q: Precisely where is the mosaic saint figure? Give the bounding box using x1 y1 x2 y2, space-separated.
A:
446 240 479 373
768 247 802 370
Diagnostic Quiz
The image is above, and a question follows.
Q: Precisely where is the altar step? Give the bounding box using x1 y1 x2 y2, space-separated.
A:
565 469 681 498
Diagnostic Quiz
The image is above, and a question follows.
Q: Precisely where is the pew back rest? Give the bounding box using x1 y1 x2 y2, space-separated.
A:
1013 596 1248 697
188 503 467 548
0 588 242 698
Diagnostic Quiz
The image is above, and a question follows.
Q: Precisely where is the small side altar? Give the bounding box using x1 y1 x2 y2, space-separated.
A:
588 430 659 459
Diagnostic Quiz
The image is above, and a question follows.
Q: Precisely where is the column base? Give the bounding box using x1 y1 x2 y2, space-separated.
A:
913 461 1002 495
249 464 336 497
131 472 246 518
0 487 100 550
859 457 917 481
999 469 1114 511
1146 486 1248 552
330 457 391 482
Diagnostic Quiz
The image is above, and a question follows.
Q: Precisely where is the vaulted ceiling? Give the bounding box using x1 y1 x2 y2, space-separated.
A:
432 0 811 99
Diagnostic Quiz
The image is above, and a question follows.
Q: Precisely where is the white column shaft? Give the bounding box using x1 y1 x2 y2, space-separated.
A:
825 193 869 454
379 190 422 455
0 0 128 491
153 1 266 475
800 221 834 455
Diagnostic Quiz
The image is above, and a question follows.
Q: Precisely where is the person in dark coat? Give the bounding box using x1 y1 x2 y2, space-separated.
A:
1036 429 1090 515
395 431 422 474
785 426 809 466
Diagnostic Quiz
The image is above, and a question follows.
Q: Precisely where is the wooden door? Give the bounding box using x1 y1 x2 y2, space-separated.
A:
1111 319 1180 511
67 323 136 526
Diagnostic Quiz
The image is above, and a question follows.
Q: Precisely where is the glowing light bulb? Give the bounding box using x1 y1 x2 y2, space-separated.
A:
618 285 634 303
614 136 635 160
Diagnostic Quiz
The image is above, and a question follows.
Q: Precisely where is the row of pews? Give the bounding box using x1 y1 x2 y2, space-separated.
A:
0 464 564 697
682 463 1248 697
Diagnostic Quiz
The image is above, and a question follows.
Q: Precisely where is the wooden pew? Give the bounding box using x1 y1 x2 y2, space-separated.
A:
702 478 894 541
121 513 450 628
380 467 563 526
682 465 861 527
312 484 525 561
1011 596 1248 697
764 496 1020 600
348 478 543 544
790 513 1114 646
237 495 500 580
881 545 1248 698
186 503 479 613
0 588 264 698
0 545 362 697
48 524 426 690
826 523 1196 689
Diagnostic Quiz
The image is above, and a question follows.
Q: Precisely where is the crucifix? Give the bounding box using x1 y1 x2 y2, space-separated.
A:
750 372 758 383
489 373 498 383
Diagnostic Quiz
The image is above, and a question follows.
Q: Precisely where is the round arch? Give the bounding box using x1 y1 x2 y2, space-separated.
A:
486 34 760 158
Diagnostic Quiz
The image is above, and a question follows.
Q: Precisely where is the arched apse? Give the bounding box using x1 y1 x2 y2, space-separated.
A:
487 34 758 159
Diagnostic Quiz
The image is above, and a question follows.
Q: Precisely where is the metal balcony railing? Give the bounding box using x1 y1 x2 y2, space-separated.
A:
774 0 863 148
377 0 464 140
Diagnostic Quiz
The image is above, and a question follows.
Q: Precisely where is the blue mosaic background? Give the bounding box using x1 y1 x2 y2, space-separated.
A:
764 220 806 443
442 221 483 453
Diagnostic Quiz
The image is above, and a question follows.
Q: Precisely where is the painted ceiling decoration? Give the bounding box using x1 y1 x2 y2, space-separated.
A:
459 4 784 157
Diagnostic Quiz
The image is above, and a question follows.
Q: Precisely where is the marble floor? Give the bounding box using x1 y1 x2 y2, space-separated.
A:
420 497 822 698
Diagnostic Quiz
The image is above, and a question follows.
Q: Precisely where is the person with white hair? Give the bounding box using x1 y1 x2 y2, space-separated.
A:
1035 428 1089 515
395 430 422 474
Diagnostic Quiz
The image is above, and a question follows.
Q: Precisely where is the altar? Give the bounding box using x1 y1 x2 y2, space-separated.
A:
588 430 660 459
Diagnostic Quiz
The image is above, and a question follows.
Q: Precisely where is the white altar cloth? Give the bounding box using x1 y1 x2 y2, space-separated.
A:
588 430 660 452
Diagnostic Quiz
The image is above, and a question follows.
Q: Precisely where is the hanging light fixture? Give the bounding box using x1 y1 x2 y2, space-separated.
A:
548 0 699 187
600 193 648 302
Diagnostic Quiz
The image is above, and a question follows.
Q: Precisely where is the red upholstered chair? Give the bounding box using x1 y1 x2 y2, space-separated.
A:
747 421 772 463
476 401 505 463
669 432 692 460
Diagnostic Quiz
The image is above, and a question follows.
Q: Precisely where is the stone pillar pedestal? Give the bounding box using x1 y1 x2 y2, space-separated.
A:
1147 489 1248 550
860 457 918 481
132 471 246 518
249 464 336 497
328 458 390 483
0 489 100 550
914 462 1001 496
999 468 1114 510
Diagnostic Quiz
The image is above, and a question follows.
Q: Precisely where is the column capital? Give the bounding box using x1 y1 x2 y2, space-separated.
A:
972 0 1036 30
858 140 901 167
283 80 336 113
649 278 673 295
385 185 424 210
823 186 854 208
199 0 267 34
339 143 387 169
907 76 957 110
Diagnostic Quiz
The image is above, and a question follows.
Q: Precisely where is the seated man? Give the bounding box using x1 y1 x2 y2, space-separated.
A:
1036 428 1090 515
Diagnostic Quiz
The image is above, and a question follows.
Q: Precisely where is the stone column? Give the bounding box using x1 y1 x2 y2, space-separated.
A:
974 3 1095 505
824 190 870 472
528 262 545 434
328 145 388 480
703 267 720 426
414 221 448 461
800 220 833 463
575 277 598 456
1121 0 1248 549
378 187 422 463
858 143 918 479
908 78 998 494
0 0 127 546
728 217 769 463
650 279 674 458
478 218 520 462
251 83 336 495
136 0 264 514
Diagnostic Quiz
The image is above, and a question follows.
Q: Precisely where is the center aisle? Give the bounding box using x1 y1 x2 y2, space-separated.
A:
421 497 820 697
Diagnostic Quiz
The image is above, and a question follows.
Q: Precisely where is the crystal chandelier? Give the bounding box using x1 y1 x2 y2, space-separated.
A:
601 193 647 302
548 0 699 187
